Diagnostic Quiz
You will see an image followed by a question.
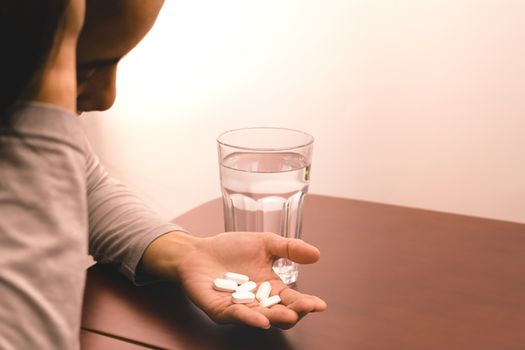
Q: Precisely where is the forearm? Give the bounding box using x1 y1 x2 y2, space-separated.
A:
138 231 201 280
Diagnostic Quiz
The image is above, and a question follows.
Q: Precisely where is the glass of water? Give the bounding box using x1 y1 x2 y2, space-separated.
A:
217 127 314 285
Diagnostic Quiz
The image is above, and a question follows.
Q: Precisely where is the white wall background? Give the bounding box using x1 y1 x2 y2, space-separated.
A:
82 0 525 223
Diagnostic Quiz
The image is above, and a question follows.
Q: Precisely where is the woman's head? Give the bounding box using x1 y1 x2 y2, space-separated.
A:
0 0 164 121
76 0 165 112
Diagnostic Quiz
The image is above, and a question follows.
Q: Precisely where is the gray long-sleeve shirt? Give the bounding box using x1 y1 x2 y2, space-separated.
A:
0 102 182 349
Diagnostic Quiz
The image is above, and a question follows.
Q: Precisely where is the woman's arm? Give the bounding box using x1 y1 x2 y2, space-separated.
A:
85 146 326 328
85 144 185 284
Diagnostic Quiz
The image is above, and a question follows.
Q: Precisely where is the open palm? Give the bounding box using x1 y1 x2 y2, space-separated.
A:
175 232 326 329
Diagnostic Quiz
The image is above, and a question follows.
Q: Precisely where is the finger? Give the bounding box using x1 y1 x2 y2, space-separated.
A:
310 295 328 311
255 304 299 329
264 233 320 264
221 304 270 329
279 287 327 313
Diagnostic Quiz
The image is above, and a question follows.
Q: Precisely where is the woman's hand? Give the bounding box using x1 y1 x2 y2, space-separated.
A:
140 231 327 329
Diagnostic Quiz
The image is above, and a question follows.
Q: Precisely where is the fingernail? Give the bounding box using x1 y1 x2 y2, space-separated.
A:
264 324 271 330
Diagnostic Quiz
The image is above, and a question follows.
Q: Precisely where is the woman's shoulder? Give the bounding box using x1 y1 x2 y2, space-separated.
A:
9 101 88 154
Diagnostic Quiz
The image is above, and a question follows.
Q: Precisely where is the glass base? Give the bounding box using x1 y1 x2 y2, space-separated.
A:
272 258 298 285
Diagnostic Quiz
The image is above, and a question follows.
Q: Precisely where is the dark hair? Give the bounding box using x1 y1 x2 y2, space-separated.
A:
0 0 69 134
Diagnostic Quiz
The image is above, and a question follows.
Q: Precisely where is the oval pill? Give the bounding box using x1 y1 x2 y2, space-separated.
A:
231 291 255 304
213 278 238 292
225 272 249 284
236 281 257 293
255 281 271 302
260 295 281 308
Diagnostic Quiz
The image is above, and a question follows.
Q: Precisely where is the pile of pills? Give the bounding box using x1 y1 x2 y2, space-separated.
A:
213 272 281 308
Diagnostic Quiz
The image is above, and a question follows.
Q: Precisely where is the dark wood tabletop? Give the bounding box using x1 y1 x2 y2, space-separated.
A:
81 195 525 350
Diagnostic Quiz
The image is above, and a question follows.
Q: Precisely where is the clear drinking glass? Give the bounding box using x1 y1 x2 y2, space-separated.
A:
217 127 314 285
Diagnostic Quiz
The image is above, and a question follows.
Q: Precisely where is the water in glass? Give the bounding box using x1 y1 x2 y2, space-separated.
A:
220 151 310 284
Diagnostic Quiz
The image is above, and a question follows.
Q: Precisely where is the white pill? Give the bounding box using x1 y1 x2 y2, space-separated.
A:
255 281 272 302
213 278 238 292
260 295 281 308
231 291 255 304
236 281 257 293
224 272 249 284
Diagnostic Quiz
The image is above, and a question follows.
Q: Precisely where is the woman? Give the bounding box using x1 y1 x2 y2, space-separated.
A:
0 1 326 348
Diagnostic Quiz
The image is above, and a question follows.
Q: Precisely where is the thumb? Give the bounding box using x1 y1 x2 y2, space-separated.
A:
264 233 321 264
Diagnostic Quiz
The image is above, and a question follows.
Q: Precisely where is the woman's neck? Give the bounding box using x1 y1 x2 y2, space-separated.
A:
32 0 84 115
33 37 78 115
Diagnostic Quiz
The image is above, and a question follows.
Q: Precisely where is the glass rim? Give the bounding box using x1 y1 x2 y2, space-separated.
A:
217 127 314 151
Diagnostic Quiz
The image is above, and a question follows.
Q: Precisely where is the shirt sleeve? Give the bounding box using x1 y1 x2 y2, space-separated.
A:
85 139 185 285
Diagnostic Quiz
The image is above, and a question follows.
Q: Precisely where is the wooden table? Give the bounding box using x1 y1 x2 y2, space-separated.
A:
81 195 525 350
